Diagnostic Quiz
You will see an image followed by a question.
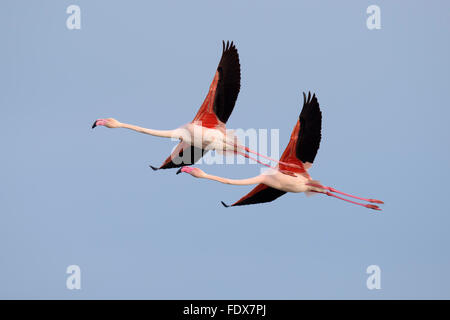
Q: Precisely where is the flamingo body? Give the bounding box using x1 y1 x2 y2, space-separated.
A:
93 41 244 170
261 169 313 193
177 123 239 152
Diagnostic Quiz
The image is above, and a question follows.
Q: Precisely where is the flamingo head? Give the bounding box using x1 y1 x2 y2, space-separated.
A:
92 118 121 129
176 166 206 178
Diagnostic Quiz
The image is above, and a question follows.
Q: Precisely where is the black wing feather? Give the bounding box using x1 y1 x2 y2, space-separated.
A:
213 41 241 124
156 146 207 170
296 92 322 164
224 184 286 207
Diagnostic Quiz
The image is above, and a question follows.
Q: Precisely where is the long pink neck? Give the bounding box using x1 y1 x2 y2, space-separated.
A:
120 123 176 138
202 173 264 186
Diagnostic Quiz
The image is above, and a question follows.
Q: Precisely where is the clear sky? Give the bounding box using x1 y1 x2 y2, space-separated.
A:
1 0 449 299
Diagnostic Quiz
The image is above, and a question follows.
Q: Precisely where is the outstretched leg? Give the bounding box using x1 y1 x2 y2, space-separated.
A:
307 182 384 204
234 150 276 169
311 190 381 211
241 146 304 170
224 141 304 171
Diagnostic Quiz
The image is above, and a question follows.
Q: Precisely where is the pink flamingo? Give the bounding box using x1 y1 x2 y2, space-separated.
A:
178 92 384 210
92 41 288 170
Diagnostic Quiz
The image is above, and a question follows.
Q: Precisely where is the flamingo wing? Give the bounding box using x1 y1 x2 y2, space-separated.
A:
279 92 322 173
151 142 207 170
296 92 322 167
221 184 286 207
193 41 241 128
152 42 239 170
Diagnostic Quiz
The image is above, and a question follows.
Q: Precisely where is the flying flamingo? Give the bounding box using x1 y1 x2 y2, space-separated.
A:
92 41 286 170
178 92 384 211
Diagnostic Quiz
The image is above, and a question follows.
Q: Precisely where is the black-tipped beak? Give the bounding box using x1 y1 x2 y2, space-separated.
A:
176 168 182 175
149 165 159 171
221 201 230 208
92 120 97 129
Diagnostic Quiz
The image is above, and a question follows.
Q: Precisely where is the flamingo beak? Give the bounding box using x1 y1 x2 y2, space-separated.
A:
176 167 192 174
221 201 230 208
176 167 195 175
92 119 108 129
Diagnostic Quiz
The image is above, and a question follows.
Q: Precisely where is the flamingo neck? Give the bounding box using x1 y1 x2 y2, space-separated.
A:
203 173 263 186
120 123 177 138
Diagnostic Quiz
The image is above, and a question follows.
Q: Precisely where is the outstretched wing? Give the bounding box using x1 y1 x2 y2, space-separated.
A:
151 142 207 170
193 41 241 128
296 92 322 166
221 184 286 207
153 42 239 170
279 91 322 173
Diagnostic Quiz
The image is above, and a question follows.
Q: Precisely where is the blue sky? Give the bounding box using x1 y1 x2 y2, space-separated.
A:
1 0 449 299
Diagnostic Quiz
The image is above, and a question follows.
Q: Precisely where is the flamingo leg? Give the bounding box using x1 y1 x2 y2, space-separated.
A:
307 183 384 204
241 146 304 170
234 150 275 169
223 140 303 170
311 191 381 211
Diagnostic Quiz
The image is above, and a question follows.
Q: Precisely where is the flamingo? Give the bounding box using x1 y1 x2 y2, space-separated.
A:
92 41 286 170
177 92 384 211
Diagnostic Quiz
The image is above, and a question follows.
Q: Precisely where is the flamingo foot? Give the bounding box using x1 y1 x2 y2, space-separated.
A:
366 204 381 211
315 185 384 206
323 191 382 212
